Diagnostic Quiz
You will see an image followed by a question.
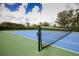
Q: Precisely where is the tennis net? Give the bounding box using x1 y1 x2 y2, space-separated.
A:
37 26 72 51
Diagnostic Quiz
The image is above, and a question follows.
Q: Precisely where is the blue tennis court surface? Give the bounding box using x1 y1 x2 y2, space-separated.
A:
14 30 79 54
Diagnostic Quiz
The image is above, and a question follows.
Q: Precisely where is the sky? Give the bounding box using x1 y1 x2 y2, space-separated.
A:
0 3 79 25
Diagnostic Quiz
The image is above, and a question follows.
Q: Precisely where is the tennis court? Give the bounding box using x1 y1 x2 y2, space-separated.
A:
0 30 79 56
14 30 79 54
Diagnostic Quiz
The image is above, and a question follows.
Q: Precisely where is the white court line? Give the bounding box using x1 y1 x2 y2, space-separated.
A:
53 40 79 54
60 40 79 45
12 32 38 41
53 45 79 54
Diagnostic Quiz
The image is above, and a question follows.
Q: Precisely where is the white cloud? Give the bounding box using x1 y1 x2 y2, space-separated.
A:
0 3 28 24
26 3 68 25
0 3 79 25
65 3 78 10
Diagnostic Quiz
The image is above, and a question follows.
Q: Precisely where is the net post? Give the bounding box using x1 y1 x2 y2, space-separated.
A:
37 26 42 52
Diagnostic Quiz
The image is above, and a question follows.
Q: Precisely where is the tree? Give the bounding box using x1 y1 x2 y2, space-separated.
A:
38 22 43 26
56 9 74 27
26 23 30 28
43 22 49 26
38 22 49 26
31 24 38 28
56 10 68 27
56 8 79 31
75 9 79 27
53 24 56 27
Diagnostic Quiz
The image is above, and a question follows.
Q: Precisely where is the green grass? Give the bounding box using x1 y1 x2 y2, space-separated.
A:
0 31 79 56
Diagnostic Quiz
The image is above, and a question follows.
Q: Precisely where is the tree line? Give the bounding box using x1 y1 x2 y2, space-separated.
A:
0 22 27 30
0 22 50 30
